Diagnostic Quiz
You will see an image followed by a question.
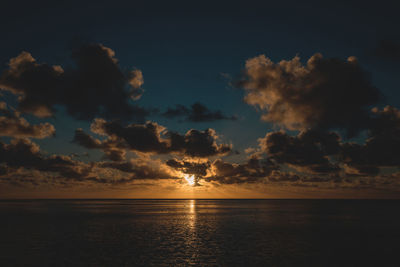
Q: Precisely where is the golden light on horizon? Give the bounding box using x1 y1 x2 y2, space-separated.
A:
183 174 196 186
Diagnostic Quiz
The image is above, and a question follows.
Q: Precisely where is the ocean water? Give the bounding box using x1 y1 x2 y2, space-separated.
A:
0 199 399 266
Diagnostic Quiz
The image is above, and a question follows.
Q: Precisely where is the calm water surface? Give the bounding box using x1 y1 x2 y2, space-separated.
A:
0 199 399 266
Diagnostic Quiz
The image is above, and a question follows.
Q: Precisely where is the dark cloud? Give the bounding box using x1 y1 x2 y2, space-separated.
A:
0 43 148 121
238 54 380 137
91 119 170 153
168 128 232 157
232 52 400 183
73 119 232 159
340 106 400 175
0 138 181 186
162 104 188 118
0 102 55 138
102 149 127 162
0 138 93 180
96 159 177 184
260 130 341 174
166 158 210 177
72 128 102 149
340 143 380 176
165 158 208 186
162 102 237 122
267 170 300 182
256 106 400 177
72 128 127 161
207 157 277 184
165 156 278 185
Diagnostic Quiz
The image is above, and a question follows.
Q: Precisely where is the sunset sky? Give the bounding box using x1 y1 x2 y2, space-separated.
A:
1 0 400 198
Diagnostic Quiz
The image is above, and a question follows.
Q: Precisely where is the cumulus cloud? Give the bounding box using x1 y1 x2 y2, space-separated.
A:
2 47 398 193
253 105 400 178
260 130 341 174
231 52 400 188
0 138 93 180
0 103 55 138
0 138 184 186
91 119 170 153
168 128 232 157
72 128 103 149
207 157 278 184
164 156 278 185
238 53 380 136
340 106 400 175
95 158 178 184
166 158 210 176
0 44 148 121
73 119 232 159
266 170 300 182
162 102 237 122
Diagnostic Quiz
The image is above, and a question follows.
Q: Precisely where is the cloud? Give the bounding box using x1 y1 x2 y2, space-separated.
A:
166 158 210 177
165 158 211 186
73 119 232 159
168 128 232 157
238 53 380 136
95 158 178 184
255 106 400 177
73 128 128 162
0 102 55 138
207 157 278 184
340 106 400 175
0 43 148 121
165 156 278 185
0 138 93 180
0 138 182 186
72 128 103 149
91 119 170 153
2 47 398 193
162 102 237 122
259 130 341 174
231 52 400 184
267 170 300 182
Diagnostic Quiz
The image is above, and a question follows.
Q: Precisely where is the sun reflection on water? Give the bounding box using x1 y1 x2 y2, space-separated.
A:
187 199 196 228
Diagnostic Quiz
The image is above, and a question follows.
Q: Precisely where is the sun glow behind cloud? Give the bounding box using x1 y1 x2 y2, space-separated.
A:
183 174 196 186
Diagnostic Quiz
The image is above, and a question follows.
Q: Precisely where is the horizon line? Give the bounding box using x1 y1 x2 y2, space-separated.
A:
1 198 400 200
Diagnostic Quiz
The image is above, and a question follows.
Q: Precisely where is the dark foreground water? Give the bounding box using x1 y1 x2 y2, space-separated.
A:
0 200 399 267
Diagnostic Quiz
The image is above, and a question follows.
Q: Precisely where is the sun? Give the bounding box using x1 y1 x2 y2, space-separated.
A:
183 174 196 186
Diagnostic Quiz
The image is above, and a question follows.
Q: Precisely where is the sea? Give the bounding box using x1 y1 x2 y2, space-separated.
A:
0 199 399 266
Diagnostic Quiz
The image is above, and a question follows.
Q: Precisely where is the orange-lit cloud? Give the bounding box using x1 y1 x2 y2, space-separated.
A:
238 53 379 137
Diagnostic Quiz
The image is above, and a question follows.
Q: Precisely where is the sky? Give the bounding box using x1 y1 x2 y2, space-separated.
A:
1 0 400 198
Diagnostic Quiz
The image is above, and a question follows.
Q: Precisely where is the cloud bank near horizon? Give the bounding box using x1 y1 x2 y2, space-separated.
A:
0 45 399 196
